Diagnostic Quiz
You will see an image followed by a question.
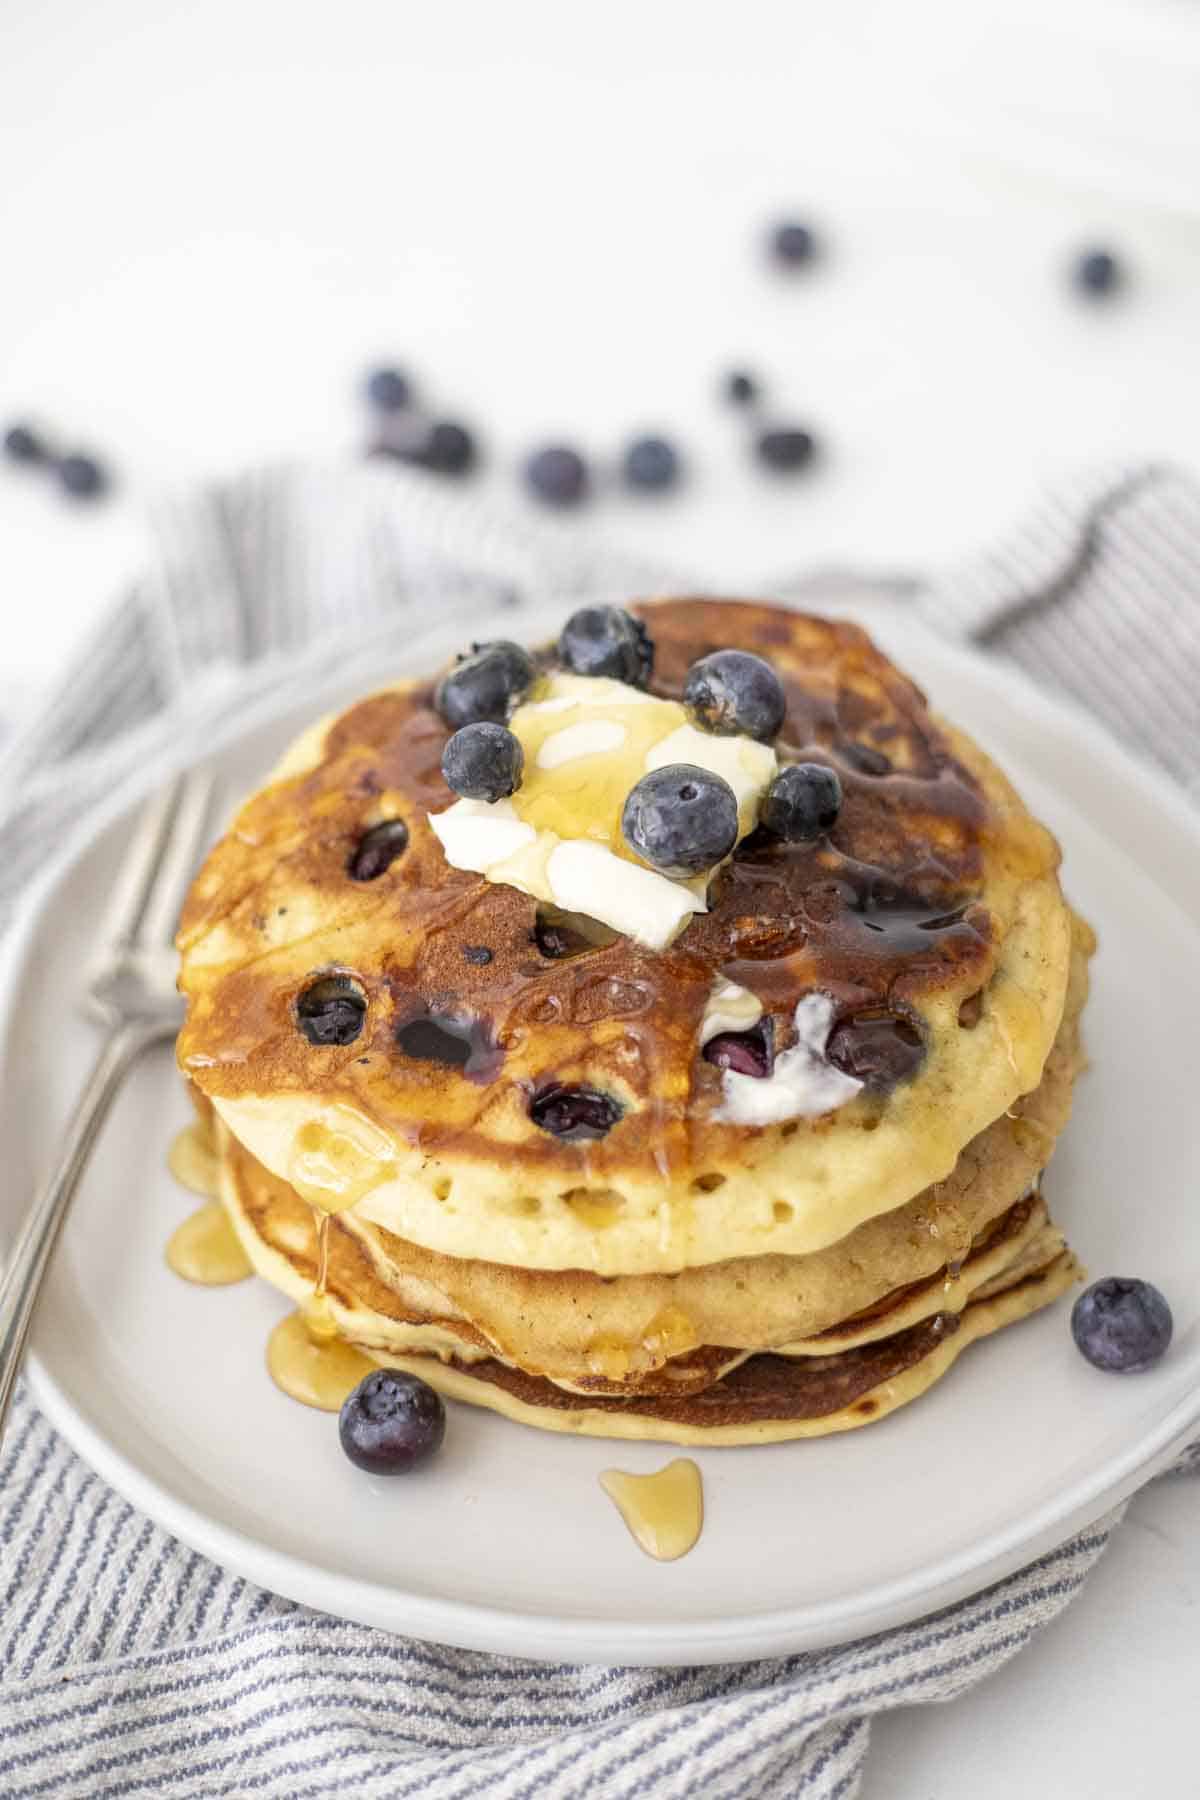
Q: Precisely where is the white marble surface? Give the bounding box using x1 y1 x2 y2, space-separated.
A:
1 0 1198 1788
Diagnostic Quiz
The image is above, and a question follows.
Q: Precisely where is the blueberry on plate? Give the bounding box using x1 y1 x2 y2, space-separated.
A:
622 764 739 876
435 640 536 728
622 435 681 493
57 452 107 499
683 649 786 742
755 426 816 473
3 422 47 464
442 721 524 802
1072 247 1123 298
525 443 589 507
365 366 413 412
558 605 654 686
339 1369 445 1475
1071 1277 1173 1372
769 219 818 267
761 763 842 840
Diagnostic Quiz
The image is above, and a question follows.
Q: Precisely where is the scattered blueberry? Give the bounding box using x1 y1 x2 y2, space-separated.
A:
525 443 589 507
463 945 493 965
530 1084 623 1140
339 1369 445 1475
723 370 759 407
296 974 367 1047
416 419 477 475
57 453 107 500
1071 1278 1173 1373
762 763 842 840
755 426 816 473
1072 248 1123 299
558 605 654 686
365 366 413 412
622 434 681 493
435 640 537 728
826 1010 925 1092
622 764 739 876
703 1026 772 1078
769 220 818 268
347 819 409 881
441 721 525 802
684 649 786 742
3 423 47 464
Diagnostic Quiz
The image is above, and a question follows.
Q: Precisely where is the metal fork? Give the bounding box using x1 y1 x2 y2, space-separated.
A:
0 769 215 1447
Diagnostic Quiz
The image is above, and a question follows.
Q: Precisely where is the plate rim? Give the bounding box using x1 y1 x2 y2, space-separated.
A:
5 599 1200 1665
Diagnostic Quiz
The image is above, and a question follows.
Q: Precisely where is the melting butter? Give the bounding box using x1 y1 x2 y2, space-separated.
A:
288 1109 397 1213
167 1122 221 1199
165 1201 252 1285
266 1310 377 1412
600 1459 704 1562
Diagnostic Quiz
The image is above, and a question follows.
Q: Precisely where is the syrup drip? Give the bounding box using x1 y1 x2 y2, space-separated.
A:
266 1310 377 1411
165 1202 252 1285
167 1122 221 1199
600 1459 704 1561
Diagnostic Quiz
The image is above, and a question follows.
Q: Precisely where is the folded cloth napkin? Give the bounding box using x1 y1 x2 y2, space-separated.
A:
0 460 1196 1800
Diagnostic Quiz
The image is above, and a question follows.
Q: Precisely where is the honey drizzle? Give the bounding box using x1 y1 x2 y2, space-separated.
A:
599 1459 704 1561
168 1122 221 1199
165 1202 252 1285
266 1310 377 1412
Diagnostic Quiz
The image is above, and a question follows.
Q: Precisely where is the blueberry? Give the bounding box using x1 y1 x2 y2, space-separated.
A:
365 366 413 412
3 423 47 464
1071 1278 1173 1373
57 453 106 499
296 974 367 1046
683 649 786 742
622 435 681 493
530 1084 623 1140
347 819 409 881
755 426 816 473
435 640 536 728
339 1368 445 1475
622 764 739 876
723 370 759 407
826 1010 925 1091
1072 248 1123 298
525 443 589 507
703 1027 771 1078
416 419 476 475
558 605 654 686
441 721 524 802
762 763 842 841
769 220 818 268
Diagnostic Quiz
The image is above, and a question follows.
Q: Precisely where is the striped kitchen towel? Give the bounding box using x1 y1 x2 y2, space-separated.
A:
0 459 1197 1800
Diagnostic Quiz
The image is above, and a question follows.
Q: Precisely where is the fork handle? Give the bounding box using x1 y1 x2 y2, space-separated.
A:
0 1024 155 1448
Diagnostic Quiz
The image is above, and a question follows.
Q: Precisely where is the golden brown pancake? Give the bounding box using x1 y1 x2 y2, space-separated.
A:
178 600 1075 1275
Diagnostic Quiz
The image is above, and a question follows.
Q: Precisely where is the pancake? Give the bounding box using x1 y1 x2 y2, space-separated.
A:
178 599 1075 1276
342 1255 1081 1446
215 916 1086 1390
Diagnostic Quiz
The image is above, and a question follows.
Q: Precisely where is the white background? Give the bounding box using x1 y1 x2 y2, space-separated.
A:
1 1 1198 1790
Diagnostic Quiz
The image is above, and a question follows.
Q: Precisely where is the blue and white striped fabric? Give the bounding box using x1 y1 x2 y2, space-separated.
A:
1 460 1197 1799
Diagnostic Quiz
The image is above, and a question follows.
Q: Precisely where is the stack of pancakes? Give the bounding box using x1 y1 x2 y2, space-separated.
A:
177 599 1092 1445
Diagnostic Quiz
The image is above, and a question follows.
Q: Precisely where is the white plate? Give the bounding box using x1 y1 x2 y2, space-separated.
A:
3 604 1199 1667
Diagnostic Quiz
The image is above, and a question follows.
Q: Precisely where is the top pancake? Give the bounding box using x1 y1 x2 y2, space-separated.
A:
177 598 1072 1274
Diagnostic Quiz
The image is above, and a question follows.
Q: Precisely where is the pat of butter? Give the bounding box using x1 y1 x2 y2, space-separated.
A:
428 670 778 950
700 977 764 1045
716 994 862 1124
427 799 536 871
